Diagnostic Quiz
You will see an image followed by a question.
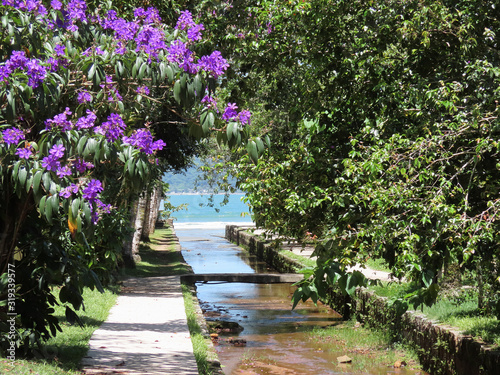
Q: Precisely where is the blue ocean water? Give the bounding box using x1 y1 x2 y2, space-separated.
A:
165 194 253 229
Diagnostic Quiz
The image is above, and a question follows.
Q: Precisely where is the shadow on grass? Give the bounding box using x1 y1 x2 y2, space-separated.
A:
124 229 192 278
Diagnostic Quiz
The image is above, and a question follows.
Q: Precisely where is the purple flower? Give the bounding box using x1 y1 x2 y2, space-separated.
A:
201 95 218 111
196 51 229 79
135 26 166 59
50 144 65 159
2 127 25 146
96 199 113 214
45 108 73 131
237 110 251 125
54 44 65 56
6 50 29 71
82 179 103 202
222 103 238 121
6 0 47 15
59 183 79 198
166 40 195 73
16 146 32 159
122 128 165 154
187 23 204 42
114 41 127 55
136 85 150 95
67 0 87 22
56 164 72 178
50 0 62 10
46 57 59 72
102 15 139 41
73 157 94 173
134 7 161 24
94 113 127 142
41 155 60 171
75 110 97 130
0 66 11 83
176 10 195 31
25 59 47 88
77 91 92 104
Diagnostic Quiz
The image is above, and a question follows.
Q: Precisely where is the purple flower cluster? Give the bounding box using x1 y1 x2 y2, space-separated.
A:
82 179 103 202
2 0 47 16
222 103 238 121
1 50 48 88
77 91 92 104
136 85 150 95
2 127 25 146
166 40 195 72
122 128 166 155
94 113 126 142
221 103 251 125
41 144 69 177
201 95 218 111
134 7 161 24
45 107 73 131
175 10 204 42
66 0 87 31
16 145 33 159
59 183 79 198
196 51 229 79
75 110 97 130
135 26 166 59
73 157 94 173
100 7 166 59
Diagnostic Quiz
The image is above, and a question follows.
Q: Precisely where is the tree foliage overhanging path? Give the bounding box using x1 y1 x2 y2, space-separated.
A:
0 0 260 355
188 0 500 314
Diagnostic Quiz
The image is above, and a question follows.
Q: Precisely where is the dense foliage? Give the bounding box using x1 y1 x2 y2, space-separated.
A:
0 0 254 355
186 0 500 314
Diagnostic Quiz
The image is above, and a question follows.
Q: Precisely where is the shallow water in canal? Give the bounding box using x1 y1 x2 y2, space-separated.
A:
177 226 426 375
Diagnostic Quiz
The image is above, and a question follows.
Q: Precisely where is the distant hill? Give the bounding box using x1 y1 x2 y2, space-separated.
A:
163 161 238 194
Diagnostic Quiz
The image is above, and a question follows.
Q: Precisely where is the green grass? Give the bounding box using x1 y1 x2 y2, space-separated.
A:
366 257 391 273
278 249 316 268
368 281 500 347
421 297 500 347
309 318 423 372
123 227 191 278
1 226 193 374
182 284 220 375
0 287 117 375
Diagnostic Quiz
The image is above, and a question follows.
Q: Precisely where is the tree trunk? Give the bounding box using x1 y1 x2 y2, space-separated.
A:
141 184 163 240
122 195 147 268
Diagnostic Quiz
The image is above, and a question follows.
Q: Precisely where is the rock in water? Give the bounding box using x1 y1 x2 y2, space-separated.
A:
337 355 352 363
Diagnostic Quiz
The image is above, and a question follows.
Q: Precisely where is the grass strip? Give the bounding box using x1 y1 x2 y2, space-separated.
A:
0 287 117 375
182 284 221 375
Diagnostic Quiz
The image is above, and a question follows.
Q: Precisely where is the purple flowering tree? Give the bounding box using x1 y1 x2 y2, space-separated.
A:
0 0 257 353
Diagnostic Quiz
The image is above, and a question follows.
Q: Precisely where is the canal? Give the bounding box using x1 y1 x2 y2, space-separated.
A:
176 225 425 375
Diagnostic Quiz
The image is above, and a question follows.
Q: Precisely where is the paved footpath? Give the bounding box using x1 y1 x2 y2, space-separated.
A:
81 275 198 375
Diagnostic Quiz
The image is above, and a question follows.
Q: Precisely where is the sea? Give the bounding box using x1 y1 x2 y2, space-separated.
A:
164 193 254 230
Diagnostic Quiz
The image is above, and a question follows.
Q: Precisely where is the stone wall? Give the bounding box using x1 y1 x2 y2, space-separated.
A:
225 225 500 375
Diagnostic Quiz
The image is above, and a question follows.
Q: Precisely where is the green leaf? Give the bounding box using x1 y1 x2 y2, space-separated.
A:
87 63 96 80
173 80 181 104
246 140 258 164
32 170 43 196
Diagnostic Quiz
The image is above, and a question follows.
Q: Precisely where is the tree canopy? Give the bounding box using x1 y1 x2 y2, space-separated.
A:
187 0 500 314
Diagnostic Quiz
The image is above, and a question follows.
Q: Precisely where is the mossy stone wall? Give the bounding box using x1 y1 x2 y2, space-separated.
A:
225 225 500 375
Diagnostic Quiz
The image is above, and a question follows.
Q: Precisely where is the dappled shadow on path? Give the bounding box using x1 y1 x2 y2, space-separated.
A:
82 275 198 375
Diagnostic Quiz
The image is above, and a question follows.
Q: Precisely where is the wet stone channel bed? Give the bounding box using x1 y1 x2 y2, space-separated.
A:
177 227 426 375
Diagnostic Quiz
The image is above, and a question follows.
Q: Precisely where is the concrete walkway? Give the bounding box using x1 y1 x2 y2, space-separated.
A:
81 275 198 375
